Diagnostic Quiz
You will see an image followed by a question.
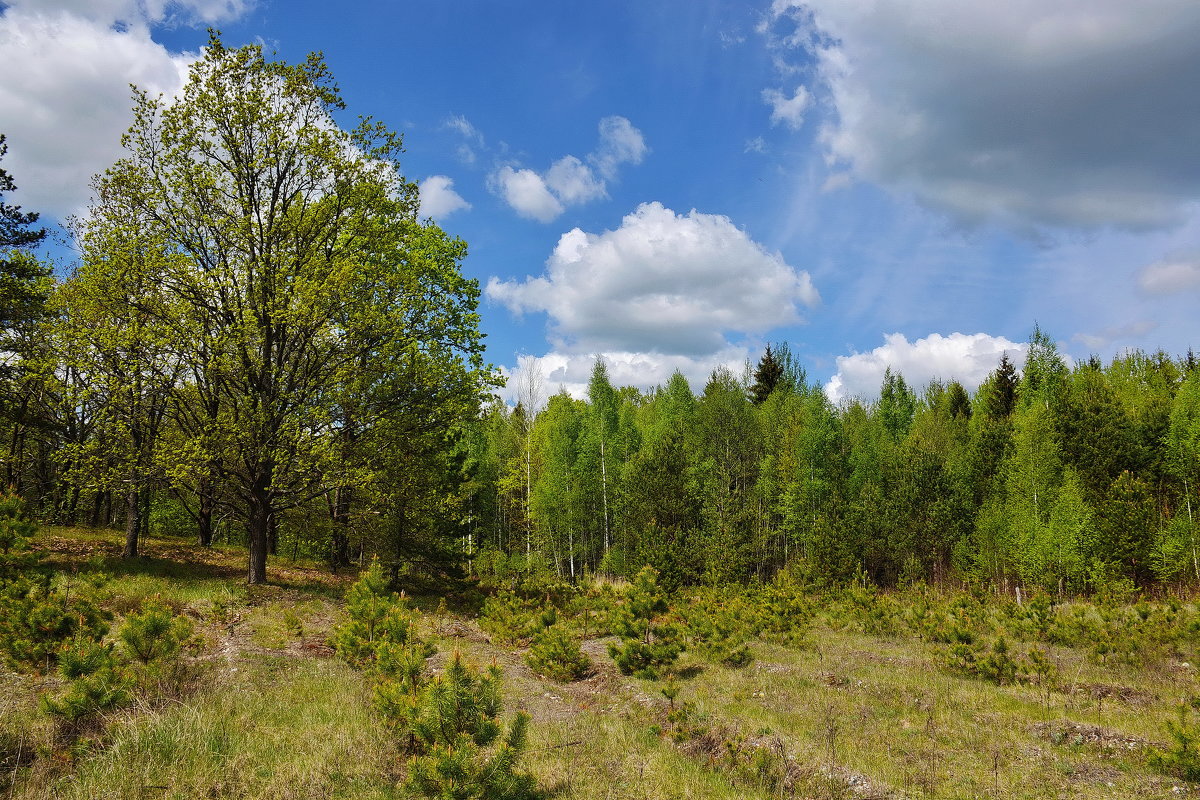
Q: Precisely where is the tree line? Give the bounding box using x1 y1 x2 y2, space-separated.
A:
464 336 1200 593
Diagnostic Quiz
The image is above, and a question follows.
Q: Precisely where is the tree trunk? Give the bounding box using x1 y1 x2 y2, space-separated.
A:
248 498 270 584
330 485 352 569
90 490 104 528
123 486 140 558
197 485 215 547
247 463 273 583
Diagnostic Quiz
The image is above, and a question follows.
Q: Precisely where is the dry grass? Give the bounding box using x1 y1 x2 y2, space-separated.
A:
7 528 1200 799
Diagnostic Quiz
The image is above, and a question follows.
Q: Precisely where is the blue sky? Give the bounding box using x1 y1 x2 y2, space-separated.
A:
2 0 1198 403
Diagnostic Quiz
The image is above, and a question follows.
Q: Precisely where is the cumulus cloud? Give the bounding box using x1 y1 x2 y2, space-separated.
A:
1138 256 1200 294
487 201 819 360
762 84 811 130
489 167 564 223
497 348 751 404
765 0 1200 231
824 332 1026 403
0 1 255 220
417 175 470 220
545 156 607 205
490 115 646 222
589 115 648 180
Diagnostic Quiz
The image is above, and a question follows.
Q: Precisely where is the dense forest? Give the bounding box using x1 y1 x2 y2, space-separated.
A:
467 337 1200 595
1 37 1199 600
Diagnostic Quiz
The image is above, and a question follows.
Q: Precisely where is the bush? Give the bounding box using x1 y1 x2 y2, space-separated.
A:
525 624 590 682
479 589 543 646
682 591 753 668
0 493 40 586
608 567 683 680
331 557 431 668
0 578 110 674
1150 699 1200 783
404 653 538 799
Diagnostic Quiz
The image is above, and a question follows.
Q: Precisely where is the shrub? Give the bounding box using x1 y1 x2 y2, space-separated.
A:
331 557 431 668
404 653 538 799
0 493 40 587
683 592 753 668
608 567 683 680
41 637 133 738
1150 699 1200 783
479 589 544 646
0 578 110 674
525 624 590 682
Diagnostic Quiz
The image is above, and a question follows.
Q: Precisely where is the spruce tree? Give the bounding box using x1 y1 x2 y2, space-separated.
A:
749 344 785 404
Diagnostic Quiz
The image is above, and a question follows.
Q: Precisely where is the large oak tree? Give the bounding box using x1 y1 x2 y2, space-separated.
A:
86 35 491 582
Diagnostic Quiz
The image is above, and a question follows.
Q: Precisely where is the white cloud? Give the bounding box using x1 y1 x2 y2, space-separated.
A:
589 115 648 180
5 0 252 26
444 115 484 164
766 0 1200 231
762 84 810 130
0 6 194 218
491 116 646 222
824 332 1026 404
417 175 470 220
497 348 751 404
489 167 564 223
744 137 767 154
544 156 606 205
1138 256 1200 294
487 201 819 357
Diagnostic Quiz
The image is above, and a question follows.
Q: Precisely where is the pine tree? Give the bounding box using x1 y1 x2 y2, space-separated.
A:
608 566 684 679
0 493 39 587
405 653 537 800
0 134 50 339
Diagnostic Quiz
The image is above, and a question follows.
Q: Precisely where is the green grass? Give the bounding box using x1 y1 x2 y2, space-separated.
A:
27 656 397 800
8 527 1200 799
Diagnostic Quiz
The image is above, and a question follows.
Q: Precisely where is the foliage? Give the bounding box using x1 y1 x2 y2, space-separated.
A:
331 558 433 670
404 653 538 799
0 493 40 586
525 623 591 682
79 33 494 582
0 576 111 675
479 589 545 646
1149 699 1200 783
608 567 684 679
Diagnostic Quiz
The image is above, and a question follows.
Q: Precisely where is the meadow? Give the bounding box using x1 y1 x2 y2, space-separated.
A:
4 526 1200 799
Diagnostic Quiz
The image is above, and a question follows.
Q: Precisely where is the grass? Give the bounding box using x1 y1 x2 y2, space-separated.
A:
6 526 1200 798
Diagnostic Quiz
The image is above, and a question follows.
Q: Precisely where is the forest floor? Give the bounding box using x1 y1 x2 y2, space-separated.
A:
5 527 1200 799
